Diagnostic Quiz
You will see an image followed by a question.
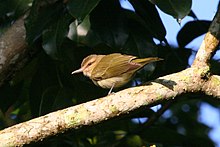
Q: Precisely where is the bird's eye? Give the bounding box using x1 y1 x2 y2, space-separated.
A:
87 62 93 66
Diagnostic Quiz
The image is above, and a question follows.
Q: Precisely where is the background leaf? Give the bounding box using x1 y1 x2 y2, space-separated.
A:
25 0 65 44
42 13 72 59
150 0 192 19
129 0 166 41
67 0 101 23
177 20 211 47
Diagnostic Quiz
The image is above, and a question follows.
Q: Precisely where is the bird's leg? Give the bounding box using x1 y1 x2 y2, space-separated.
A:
108 83 115 95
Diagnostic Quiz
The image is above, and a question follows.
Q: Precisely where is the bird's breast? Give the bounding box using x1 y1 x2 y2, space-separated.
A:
92 73 133 89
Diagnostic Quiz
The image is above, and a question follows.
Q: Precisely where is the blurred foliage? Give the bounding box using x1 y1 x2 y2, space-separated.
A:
0 0 219 146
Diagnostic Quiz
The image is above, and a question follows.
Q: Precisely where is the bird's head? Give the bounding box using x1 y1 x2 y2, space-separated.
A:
72 54 102 77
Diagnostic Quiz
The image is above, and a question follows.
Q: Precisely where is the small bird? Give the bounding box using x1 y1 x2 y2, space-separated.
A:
72 53 162 92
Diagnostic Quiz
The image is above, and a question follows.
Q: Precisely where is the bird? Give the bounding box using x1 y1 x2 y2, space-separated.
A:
72 53 162 93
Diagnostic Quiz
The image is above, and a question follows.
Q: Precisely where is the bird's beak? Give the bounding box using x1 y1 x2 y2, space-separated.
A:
71 68 84 74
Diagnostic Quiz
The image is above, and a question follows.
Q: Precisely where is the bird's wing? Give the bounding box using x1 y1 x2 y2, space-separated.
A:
91 53 139 80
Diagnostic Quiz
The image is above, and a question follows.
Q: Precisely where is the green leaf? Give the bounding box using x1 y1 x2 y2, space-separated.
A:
29 53 59 116
87 0 129 48
150 0 192 19
129 0 166 41
89 0 157 53
42 13 72 59
177 20 211 47
125 135 142 147
157 46 191 75
0 0 31 18
51 87 75 110
68 15 91 43
0 0 31 29
39 86 74 114
67 0 101 23
25 1 65 44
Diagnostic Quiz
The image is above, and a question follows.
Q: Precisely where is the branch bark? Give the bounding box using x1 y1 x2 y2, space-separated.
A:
192 5 220 68
0 3 220 147
0 68 210 146
0 16 30 86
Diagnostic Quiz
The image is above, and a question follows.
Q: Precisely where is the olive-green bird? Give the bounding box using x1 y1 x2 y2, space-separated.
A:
72 53 162 91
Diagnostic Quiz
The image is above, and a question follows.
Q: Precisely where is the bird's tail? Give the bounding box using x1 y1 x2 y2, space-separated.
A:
132 57 163 65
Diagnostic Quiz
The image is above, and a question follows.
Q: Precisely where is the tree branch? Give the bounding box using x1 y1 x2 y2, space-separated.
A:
0 15 34 86
192 5 220 68
0 67 218 146
203 75 220 97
